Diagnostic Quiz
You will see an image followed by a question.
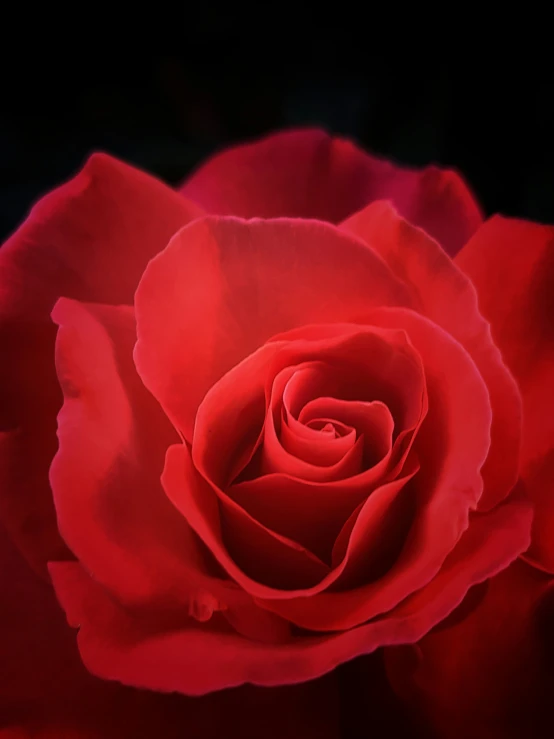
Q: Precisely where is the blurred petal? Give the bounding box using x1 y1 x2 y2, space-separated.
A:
456 216 554 572
0 154 201 574
385 560 554 738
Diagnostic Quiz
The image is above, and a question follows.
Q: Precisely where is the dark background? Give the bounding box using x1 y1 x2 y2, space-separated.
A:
2 46 553 243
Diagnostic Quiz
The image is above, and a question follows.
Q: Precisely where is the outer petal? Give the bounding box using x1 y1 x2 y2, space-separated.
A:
49 297 236 611
0 524 339 738
342 201 522 510
385 560 554 739
134 216 411 440
456 216 554 572
0 153 202 573
48 494 531 694
180 128 482 255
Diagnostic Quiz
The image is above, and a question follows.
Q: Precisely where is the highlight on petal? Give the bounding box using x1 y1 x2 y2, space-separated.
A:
456 216 554 573
180 128 482 255
133 215 411 441
0 153 202 574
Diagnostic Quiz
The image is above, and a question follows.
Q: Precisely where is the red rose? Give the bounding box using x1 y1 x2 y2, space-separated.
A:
0 129 543 735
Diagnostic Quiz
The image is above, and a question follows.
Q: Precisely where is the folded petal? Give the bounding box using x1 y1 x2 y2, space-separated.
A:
180 128 482 255
0 154 201 573
456 216 554 572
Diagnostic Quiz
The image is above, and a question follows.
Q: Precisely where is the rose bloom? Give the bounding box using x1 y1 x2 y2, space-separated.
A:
0 129 552 738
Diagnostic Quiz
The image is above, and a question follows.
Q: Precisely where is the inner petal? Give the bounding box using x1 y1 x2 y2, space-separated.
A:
261 362 359 471
307 420 341 435
280 411 357 467
263 405 365 482
300 396 394 468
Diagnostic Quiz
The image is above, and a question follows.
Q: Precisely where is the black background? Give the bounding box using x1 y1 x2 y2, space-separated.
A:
1 41 553 243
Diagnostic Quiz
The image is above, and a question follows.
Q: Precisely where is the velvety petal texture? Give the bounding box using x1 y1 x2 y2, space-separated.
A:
180 128 483 255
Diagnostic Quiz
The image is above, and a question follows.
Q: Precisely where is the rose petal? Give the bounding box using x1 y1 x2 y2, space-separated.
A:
0 153 202 573
133 216 411 440
180 128 482 255
299 397 394 466
342 201 522 510
456 216 554 573
278 364 358 466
